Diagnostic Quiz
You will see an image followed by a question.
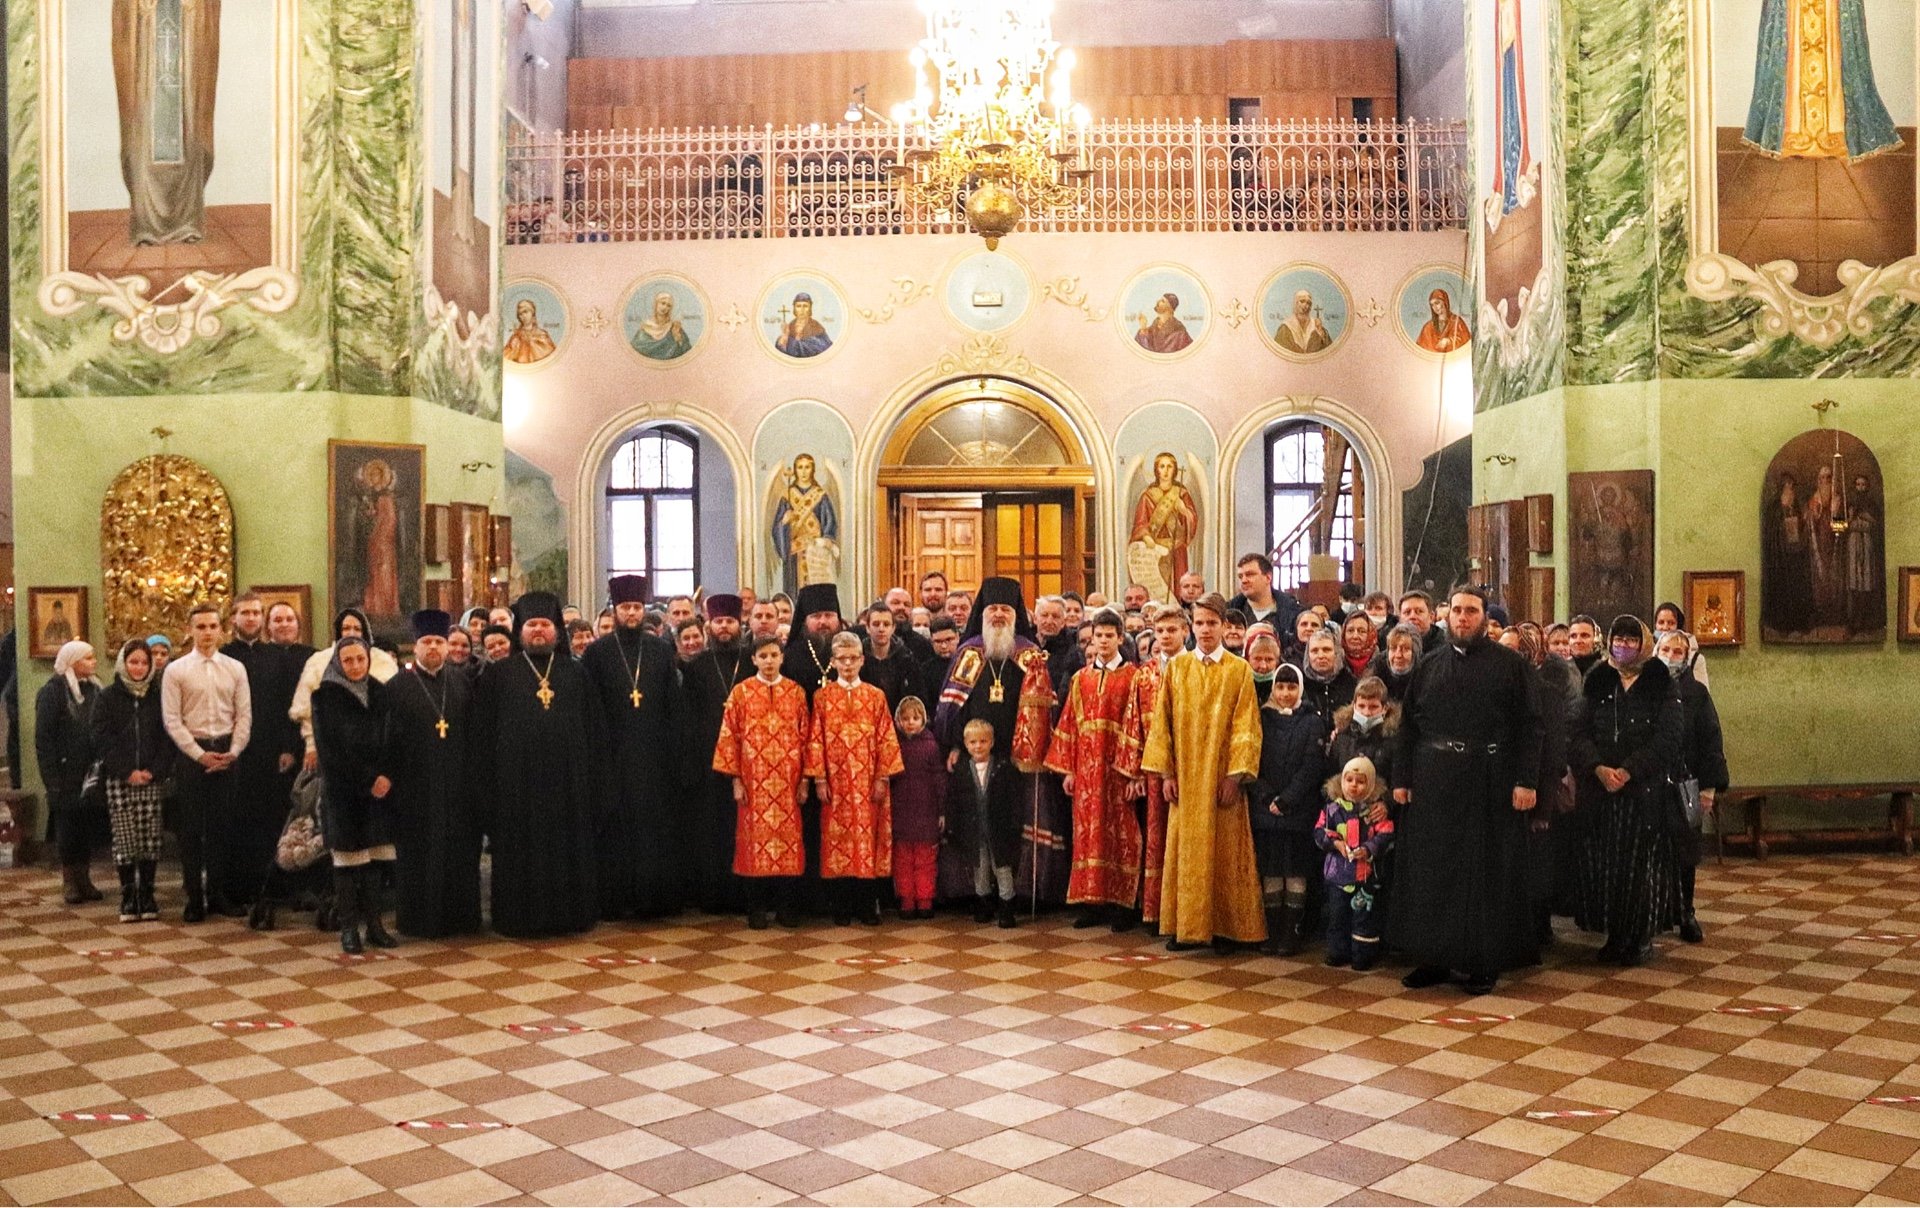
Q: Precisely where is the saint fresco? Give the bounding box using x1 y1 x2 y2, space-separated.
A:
771 454 841 597
1117 266 1208 359
623 276 705 364
1761 429 1885 644
760 275 845 361
1259 265 1348 361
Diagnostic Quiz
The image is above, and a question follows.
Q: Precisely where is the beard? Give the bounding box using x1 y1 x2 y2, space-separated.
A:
982 620 1016 662
523 637 556 657
709 633 745 655
1450 614 1489 648
807 632 832 662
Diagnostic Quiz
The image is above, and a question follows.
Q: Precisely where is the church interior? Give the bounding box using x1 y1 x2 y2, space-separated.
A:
3 0 1920 1205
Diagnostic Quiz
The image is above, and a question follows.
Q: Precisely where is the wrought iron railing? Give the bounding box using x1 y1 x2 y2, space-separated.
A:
505 119 1469 244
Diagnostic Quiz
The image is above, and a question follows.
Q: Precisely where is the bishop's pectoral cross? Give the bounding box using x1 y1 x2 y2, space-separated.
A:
630 688 644 708
435 718 449 739
536 683 555 710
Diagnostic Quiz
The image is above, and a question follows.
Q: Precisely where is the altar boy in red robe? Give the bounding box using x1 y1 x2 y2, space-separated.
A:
806 632 904 926
1047 609 1143 929
713 635 809 929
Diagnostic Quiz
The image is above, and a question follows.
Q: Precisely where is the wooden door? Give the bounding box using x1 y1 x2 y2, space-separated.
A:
899 494 984 595
1467 500 1526 613
987 493 1074 601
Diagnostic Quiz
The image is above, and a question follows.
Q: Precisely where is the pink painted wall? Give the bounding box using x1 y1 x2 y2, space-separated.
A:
503 228 1471 600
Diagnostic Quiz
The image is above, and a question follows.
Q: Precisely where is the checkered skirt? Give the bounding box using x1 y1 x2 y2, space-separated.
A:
104 779 166 863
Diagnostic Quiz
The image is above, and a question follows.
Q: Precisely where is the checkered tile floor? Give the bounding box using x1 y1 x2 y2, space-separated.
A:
5 854 1920 1206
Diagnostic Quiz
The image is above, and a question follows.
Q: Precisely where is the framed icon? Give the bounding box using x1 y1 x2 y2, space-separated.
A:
1683 570 1745 648
26 587 88 659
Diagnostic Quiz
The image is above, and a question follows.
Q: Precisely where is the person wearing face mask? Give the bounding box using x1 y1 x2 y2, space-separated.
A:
1243 630 1282 705
1654 629 1726 945
1247 664 1328 956
1569 616 1686 967
1299 631 1356 721
1652 602 1709 688
1368 624 1423 702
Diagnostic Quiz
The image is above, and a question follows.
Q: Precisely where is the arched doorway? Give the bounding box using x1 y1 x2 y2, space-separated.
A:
876 377 1096 601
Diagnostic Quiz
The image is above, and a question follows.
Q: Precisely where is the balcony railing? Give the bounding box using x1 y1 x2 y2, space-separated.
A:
505 118 1468 244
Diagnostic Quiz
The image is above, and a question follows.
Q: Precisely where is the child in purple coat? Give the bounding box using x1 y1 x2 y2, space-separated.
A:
889 697 946 918
1314 756 1394 970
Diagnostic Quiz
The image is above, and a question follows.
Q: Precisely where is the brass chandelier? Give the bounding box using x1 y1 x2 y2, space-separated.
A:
886 0 1093 249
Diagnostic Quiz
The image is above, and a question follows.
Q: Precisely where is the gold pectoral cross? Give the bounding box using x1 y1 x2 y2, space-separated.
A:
435 718 449 739
536 683 555 710
630 688 644 707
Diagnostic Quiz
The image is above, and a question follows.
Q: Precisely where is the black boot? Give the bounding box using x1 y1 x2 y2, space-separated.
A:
361 865 398 949
135 861 159 921
116 865 137 923
996 898 1017 929
333 868 363 955
1074 906 1107 929
1258 906 1288 956
1275 902 1305 957
182 859 207 923
75 862 103 902
62 864 87 906
974 896 996 924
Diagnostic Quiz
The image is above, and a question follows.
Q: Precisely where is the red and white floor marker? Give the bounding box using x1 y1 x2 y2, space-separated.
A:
333 953 396 962
1714 1004 1798 1016
1421 1014 1515 1025
1101 952 1170 964
45 1111 152 1124
1852 933 1920 942
211 1019 297 1031
1867 1095 1920 1106
575 956 657 967
1117 1021 1206 1035
502 1023 594 1035
805 1024 898 1036
836 955 911 968
397 1120 507 1131
77 950 143 959
1526 1108 1621 1120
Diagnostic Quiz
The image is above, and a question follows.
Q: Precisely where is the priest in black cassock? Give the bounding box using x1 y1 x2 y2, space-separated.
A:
472 592 604 938
581 574 684 919
1390 586 1544 996
389 610 482 938
679 593 753 914
780 583 844 915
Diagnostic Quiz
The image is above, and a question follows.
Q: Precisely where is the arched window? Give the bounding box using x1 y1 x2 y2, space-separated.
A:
1266 420 1357 591
607 426 699 599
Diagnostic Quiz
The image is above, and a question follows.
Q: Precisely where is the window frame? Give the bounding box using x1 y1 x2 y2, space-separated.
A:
605 424 701 599
1263 420 1356 592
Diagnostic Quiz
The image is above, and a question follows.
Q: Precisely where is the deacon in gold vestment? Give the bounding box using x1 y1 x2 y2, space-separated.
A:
1140 594 1266 948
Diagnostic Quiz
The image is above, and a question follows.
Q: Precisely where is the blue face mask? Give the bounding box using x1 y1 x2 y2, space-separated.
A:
1659 655 1688 674
1353 711 1383 732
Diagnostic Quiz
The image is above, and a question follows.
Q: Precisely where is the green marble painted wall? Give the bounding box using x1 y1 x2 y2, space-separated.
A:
1477 380 1920 786
6 0 505 804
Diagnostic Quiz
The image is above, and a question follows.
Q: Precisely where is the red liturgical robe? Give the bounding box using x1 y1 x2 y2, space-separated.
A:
713 675 809 877
805 679 905 879
1047 661 1142 908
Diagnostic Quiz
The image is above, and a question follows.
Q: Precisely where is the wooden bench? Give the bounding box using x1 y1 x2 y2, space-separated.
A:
1718 783 1918 861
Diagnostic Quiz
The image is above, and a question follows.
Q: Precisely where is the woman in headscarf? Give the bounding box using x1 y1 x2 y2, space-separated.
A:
1339 612 1377 681
91 640 170 922
36 641 104 904
458 608 489 645
1653 602 1709 688
1569 616 1686 966
1298 630 1356 721
311 637 398 955
1368 623 1422 702
290 608 401 773
1654 629 1728 945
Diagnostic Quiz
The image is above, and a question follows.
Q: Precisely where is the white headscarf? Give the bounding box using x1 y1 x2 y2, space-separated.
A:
53 640 98 704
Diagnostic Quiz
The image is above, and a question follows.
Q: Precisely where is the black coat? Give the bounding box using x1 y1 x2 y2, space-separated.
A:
1326 705 1397 793
1365 652 1417 702
92 682 170 784
34 678 98 804
312 678 394 854
945 754 1022 870
1672 670 1729 793
1299 664 1357 721
1248 707 1329 834
1569 660 1683 818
